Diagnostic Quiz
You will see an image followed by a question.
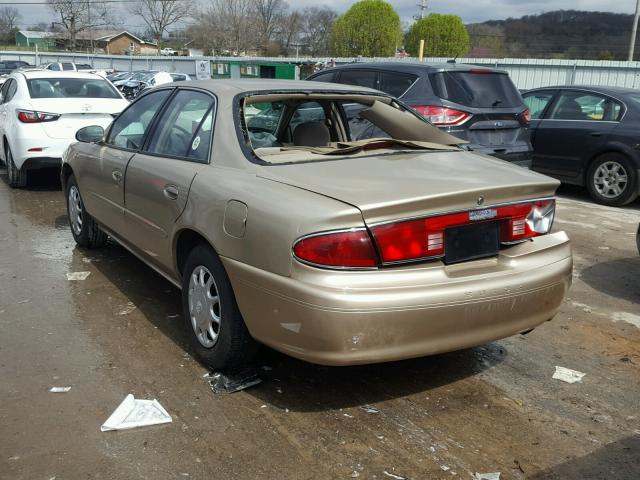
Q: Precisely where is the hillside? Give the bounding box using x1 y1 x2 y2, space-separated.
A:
467 10 637 60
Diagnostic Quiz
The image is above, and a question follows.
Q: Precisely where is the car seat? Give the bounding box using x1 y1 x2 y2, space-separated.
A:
292 122 330 147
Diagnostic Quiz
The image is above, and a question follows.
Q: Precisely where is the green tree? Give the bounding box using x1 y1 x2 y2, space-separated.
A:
331 0 402 57
406 13 469 58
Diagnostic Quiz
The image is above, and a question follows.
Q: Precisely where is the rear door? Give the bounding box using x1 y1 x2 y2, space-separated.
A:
427 70 528 154
530 90 622 178
123 89 215 271
79 89 172 234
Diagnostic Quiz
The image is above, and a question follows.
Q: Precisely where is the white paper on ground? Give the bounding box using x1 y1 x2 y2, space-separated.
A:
101 394 172 432
552 366 586 384
474 473 501 480
66 271 91 281
49 386 71 393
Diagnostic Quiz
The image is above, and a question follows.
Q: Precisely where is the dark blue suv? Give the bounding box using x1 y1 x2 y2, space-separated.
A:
307 62 532 167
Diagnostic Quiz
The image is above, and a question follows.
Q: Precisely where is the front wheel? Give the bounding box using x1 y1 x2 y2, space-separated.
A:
181 244 257 369
6 146 27 188
66 174 108 248
586 153 638 206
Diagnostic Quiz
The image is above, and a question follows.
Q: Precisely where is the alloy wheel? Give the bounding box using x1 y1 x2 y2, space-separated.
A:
188 265 221 348
593 161 628 199
68 186 83 236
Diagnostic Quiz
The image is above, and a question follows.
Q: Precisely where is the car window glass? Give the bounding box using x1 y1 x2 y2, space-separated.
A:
338 70 377 89
309 72 334 82
340 102 391 141
0 79 11 103
4 79 17 103
62 63 74 71
378 72 417 98
550 92 622 121
430 71 522 108
187 109 214 162
106 89 171 150
245 101 286 147
523 91 554 119
145 90 215 160
27 78 120 99
49 63 61 71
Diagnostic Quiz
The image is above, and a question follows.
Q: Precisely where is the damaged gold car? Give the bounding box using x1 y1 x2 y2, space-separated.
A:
62 80 572 368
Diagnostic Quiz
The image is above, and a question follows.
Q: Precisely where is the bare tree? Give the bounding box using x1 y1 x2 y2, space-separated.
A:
47 0 113 51
0 7 20 43
253 0 286 55
301 7 338 57
194 0 254 56
131 0 193 53
275 10 303 56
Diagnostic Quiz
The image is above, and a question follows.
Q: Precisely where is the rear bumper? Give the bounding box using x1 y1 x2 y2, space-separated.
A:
10 131 72 170
22 156 62 170
224 231 572 366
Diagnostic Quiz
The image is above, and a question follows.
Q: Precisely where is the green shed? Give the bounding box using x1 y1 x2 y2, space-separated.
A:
15 30 55 49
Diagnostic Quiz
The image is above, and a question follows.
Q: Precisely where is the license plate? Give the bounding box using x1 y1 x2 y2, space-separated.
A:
444 222 500 265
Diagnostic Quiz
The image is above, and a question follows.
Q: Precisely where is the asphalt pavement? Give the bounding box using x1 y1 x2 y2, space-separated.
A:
1 168 639 480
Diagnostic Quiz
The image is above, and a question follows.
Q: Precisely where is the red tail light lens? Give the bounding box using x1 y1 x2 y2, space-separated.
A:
413 106 471 126
17 110 60 123
519 108 531 124
293 229 377 268
371 199 555 264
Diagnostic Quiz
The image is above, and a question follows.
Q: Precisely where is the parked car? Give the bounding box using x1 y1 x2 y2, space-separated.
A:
160 48 177 56
120 71 173 99
0 60 32 75
0 70 128 187
523 86 640 206
41 62 108 77
61 80 571 369
307 62 532 167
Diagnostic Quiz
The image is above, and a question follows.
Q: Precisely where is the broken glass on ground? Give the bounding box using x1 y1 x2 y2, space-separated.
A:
474 473 501 480
66 271 91 281
205 367 261 394
101 394 172 431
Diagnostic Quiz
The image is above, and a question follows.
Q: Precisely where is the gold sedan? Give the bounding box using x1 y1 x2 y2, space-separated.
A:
62 80 572 368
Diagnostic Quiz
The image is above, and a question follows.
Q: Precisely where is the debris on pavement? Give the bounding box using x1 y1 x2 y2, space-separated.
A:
383 470 406 479
117 302 136 316
205 368 261 394
66 271 91 281
359 405 380 414
474 473 501 480
552 366 586 384
101 394 172 431
49 387 71 393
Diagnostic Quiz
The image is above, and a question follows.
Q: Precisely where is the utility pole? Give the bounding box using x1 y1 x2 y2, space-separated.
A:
414 0 428 21
629 0 640 61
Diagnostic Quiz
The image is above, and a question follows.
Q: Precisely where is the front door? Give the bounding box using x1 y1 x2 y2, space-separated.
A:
530 90 621 179
80 89 172 233
123 89 216 272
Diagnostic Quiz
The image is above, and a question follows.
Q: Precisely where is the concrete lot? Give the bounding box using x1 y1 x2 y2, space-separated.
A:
0 169 639 480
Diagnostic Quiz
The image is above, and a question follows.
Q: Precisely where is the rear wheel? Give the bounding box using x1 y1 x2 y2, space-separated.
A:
66 174 108 248
181 244 257 369
6 146 27 188
586 153 638 206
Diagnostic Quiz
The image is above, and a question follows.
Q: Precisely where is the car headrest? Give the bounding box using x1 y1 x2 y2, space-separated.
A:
293 121 330 147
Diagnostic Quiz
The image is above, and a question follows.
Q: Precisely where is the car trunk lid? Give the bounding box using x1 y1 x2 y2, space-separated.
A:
257 150 558 225
27 98 125 139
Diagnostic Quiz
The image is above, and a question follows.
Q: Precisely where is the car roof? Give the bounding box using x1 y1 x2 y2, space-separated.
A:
170 79 384 95
312 61 504 75
18 70 106 80
525 85 640 95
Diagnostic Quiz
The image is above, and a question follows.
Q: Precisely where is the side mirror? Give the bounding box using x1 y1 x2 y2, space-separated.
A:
76 125 104 143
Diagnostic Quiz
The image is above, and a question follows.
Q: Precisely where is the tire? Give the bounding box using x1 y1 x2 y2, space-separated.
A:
66 174 108 248
586 153 638 206
6 146 27 188
181 244 257 370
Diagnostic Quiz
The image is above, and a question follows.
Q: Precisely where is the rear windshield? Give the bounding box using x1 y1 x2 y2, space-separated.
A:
27 78 121 99
430 71 522 108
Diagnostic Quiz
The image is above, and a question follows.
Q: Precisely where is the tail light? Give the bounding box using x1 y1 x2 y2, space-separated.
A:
293 200 555 268
519 108 531 124
370 199 555 264
17 109 60 123
293 229 378 268
413 106 471 126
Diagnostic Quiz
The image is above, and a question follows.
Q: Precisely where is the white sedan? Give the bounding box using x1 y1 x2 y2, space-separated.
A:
0 70 129 187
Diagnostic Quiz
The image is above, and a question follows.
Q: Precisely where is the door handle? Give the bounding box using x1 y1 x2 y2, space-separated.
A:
163 184 179 200
111 170 123 182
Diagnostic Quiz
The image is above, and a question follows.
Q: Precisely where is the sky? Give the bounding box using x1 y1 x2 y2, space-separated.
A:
11 0 640 33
